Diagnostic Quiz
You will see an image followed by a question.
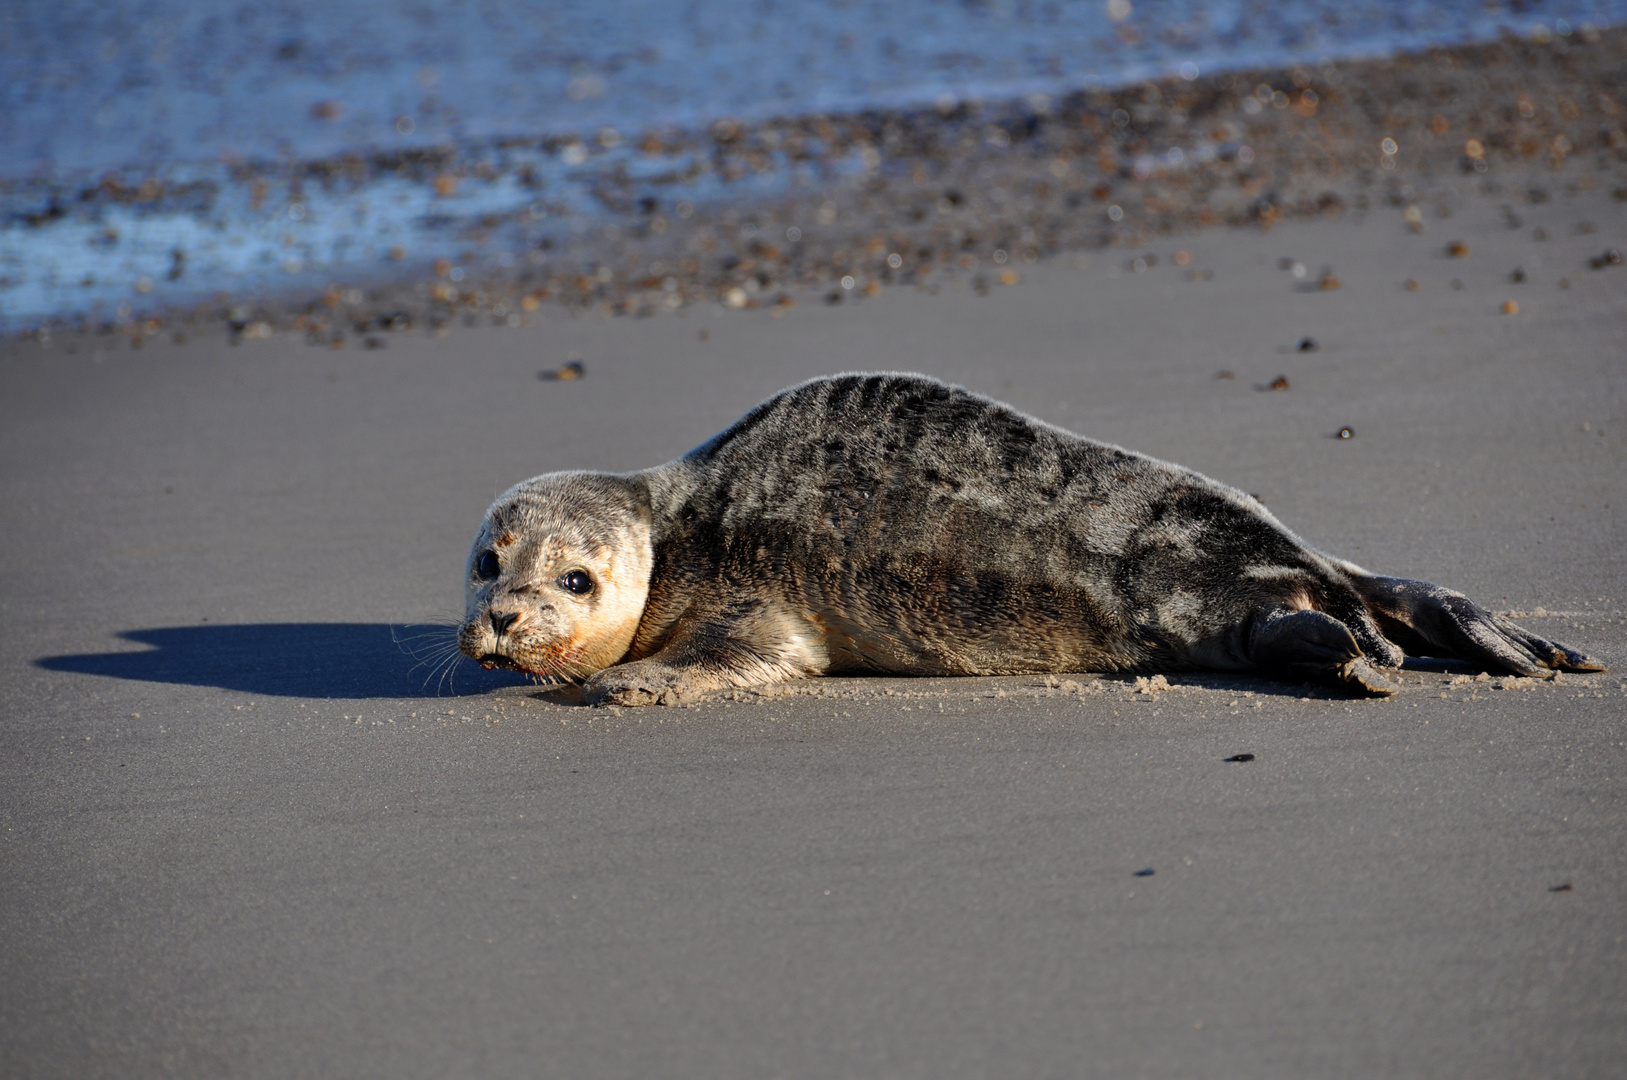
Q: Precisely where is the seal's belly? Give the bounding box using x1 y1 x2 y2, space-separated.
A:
800 554 1144 677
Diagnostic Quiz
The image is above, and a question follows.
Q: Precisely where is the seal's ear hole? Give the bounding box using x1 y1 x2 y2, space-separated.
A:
560 569 594 595
475 550 500 580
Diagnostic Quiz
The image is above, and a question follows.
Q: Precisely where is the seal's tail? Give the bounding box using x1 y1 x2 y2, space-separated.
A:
1348 574 1605 676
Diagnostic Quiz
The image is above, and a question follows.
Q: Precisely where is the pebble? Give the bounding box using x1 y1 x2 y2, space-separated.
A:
1501 300 1520 314
1337 427 1354 439
1268 375 1290 391
1446 241 1470 257
1296 336 1318 352
1224 753 1256 762
539 361 585 381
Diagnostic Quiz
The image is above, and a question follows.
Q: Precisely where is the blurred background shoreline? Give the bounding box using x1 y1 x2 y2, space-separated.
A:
2 0 1624 332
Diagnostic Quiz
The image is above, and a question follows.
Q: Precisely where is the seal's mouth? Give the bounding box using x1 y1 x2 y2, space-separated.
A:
476 652 575 687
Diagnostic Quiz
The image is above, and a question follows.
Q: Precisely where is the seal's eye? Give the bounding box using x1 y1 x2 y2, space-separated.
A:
475 550 500 580
560 570 594 595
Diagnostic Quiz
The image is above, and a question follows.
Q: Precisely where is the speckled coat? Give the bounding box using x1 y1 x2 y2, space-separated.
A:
459 373 1600 706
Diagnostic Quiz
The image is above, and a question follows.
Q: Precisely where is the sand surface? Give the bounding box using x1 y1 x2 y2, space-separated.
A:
2 163 1625 1076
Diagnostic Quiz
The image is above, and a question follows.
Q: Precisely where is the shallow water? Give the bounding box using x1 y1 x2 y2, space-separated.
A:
2 0 1622 327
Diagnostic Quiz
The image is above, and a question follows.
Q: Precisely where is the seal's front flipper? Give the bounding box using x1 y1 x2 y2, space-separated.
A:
582 602 826 706
1249 608 1400 695
580 655 709 706
1353 576 1606 676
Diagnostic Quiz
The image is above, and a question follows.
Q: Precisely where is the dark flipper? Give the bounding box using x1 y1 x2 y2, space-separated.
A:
1249 608 1401 695
1352 575 1606 676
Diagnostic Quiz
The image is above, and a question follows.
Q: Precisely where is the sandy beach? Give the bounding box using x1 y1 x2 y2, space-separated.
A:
3 31 1627 1080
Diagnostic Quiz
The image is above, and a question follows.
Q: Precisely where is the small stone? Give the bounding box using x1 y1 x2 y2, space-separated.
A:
1268 375 1290 391
1502 299 1519 314
1224 753 1255 762
1446 240 1469 257
1337 427 1354 439
1404 278 1420 291
539 361 585 381
1296 336 1318 352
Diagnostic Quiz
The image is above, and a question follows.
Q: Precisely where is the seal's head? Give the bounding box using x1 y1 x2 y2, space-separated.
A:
458 472 653 683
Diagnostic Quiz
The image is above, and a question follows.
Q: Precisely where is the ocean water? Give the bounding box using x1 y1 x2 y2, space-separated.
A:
3 0 1623 327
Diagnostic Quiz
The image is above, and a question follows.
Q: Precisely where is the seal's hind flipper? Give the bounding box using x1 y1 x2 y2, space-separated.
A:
1353 575 1606 676
1248 608 1400 695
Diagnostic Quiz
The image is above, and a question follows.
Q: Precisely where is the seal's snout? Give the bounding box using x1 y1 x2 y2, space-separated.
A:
488 609 520 637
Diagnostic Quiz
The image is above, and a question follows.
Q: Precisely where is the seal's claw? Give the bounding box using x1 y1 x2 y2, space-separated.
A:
1338 656 1401 696
1551 644 1606 673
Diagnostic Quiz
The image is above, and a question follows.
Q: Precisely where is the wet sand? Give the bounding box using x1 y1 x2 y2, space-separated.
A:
3 49 1627 1080
11 25 1627 338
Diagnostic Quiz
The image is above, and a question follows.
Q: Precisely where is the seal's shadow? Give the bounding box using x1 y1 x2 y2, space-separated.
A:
35 623 527 699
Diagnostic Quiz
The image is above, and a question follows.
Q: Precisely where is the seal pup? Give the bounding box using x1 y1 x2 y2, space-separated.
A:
457 373 1603 706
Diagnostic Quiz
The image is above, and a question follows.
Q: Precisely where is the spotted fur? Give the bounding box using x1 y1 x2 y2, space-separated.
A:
459 373 1603 705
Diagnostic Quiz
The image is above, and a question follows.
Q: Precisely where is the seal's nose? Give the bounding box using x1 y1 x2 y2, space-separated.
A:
489 610 519 637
